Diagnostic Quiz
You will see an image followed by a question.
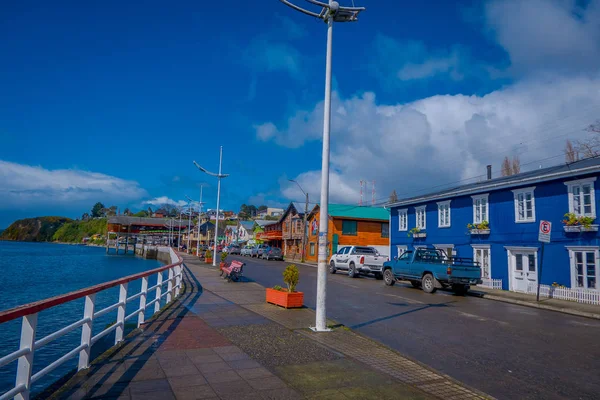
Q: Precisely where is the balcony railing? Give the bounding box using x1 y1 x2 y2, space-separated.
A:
0 247 183 400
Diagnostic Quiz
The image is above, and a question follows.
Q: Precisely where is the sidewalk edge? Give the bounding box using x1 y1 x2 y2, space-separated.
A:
468 291 600 320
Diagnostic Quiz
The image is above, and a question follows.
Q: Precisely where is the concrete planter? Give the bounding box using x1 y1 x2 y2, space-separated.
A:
470 229 490 235
266 288 303 309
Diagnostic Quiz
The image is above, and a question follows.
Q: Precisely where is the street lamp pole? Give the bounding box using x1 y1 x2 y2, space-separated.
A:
279 0 365 332
289 180 309 263
194 147 229 267
197 185 204 256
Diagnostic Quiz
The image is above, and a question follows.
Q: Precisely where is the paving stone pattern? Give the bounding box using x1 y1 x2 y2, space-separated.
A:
51 255 492 400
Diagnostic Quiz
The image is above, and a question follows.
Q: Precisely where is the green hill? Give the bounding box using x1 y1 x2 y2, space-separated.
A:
52 218 107 243
0 216 73 242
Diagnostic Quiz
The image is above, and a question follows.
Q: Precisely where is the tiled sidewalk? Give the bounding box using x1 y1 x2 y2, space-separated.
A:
52 255 492 400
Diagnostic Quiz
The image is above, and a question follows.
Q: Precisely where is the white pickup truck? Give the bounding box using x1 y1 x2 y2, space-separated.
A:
328 246 389 279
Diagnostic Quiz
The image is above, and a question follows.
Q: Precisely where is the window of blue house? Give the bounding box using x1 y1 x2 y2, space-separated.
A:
342 220 357 235
398 209 408 231
512 187 536 223
566 178 596 217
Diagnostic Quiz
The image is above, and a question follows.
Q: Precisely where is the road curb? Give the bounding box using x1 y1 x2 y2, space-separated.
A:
468 291 600 320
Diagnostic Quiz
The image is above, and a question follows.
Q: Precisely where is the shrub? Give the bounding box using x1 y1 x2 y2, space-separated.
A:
283 264 299 293
220 252 228 262
407 227 420 237
273 285 283 291
205 249 213 259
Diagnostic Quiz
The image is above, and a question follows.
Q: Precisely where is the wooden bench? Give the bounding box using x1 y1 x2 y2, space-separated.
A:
220 260 244 282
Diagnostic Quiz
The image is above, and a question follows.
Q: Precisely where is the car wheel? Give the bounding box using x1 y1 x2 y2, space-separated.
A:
410 281 421 288
383 269 395 286
329 261 336 274
348 263 358 278
421 273 437 293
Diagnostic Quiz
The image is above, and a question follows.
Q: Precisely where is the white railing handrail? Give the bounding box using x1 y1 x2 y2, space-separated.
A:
0 247 184 400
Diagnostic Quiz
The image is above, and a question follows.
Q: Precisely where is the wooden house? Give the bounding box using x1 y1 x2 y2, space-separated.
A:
306 204 390 262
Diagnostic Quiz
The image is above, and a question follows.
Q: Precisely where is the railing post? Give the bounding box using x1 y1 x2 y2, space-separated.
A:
115 283 128 344
78 294 96 370
154 271 163 314
138 277 148 328
166 268 174 303
175 265 181 298
15 313 38 400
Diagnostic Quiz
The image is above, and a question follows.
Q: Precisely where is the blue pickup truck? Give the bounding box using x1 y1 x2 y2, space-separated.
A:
382 248 482 295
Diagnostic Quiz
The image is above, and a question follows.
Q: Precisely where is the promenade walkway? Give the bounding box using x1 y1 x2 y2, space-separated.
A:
51 254 491 400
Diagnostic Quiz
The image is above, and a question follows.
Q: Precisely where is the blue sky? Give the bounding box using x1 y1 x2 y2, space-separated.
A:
1 0 600 227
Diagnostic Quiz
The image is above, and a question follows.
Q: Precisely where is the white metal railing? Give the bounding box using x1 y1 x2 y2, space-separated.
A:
480 278 503 290
0 247 183 400
525 283 600 306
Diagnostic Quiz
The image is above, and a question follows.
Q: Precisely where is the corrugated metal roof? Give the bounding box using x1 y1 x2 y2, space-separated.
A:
239 221 255 231
254 220 277 227
390 157 600 207
308 204 389 220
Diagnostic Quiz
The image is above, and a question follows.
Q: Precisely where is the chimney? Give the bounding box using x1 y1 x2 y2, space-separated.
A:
486 165 492 180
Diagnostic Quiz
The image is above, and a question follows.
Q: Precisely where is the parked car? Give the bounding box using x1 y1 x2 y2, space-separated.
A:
252 244 269 258
264 247 283 261
228 245 241 255
328 246 388 279
241 245 253 256
382 248 482 295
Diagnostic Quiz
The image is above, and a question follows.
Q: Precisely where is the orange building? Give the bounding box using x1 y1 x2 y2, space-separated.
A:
305 204 390 262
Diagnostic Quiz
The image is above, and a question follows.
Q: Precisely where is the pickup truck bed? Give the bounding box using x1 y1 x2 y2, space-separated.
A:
382 248 482 295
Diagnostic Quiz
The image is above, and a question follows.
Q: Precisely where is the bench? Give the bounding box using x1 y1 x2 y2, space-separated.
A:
221 260 244 282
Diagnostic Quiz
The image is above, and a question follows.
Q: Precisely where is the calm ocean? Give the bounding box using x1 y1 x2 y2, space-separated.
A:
0 241 163 397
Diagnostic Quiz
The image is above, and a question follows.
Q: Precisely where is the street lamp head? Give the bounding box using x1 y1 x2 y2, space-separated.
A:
279 0 364 22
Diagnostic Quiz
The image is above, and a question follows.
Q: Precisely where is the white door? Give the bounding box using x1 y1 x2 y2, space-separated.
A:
510 250 537 292
473 247 491 279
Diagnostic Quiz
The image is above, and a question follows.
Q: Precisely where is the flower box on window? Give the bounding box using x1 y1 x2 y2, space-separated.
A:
563 225 581 233
469 229 491 235
413 232 427 238
467 221 490 235
582 225 599 232
562 213 597 233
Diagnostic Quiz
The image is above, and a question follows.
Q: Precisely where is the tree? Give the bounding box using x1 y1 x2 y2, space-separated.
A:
123 208 131 216
133 210 149 217
565 139 578 163
389 190 398 203
258 205 268 212
574 121 600 158
147 206 153 215
81 212 90 221
501 156 520 177
91 202 105 218
511 156 521 174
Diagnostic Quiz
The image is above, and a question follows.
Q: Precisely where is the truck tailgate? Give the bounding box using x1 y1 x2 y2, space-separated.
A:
449 265 481 280
363 255 386 266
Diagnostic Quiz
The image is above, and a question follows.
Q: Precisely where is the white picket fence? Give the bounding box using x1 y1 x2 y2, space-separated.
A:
480 278 503 290
526 283 600 305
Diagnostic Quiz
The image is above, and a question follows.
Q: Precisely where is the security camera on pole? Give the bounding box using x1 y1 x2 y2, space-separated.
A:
193 147 229 267
279 0 365 332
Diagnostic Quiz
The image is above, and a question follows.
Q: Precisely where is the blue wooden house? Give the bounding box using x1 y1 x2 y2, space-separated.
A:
387 158 600 293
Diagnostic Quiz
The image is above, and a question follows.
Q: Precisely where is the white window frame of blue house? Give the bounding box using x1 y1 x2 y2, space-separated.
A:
437 200 451 228
512 186 536 223
471 194 489 224
566 246 599 291
565 177 596 218
398 209 408 231
415 206 426 230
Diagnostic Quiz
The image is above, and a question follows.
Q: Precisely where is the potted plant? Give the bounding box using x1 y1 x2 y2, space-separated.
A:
562 213 598 232
220 252 229 269
265 264 304 308
468 221 490 235
408 227 426 238
205 249 213 264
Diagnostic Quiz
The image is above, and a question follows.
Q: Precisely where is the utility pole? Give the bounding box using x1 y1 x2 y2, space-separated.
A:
197 185 204 256
280 0 365 332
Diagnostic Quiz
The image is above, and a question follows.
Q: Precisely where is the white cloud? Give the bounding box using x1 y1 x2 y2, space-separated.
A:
484 0 600 75
254 122 279 141
0 160 148 209
261 75 600 204
143 196 187 207
397 51 462 81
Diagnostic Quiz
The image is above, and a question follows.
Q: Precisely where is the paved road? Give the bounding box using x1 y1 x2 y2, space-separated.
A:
230 255 600 400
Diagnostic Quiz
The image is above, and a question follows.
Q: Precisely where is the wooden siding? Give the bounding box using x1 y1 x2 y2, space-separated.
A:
305 210 388 262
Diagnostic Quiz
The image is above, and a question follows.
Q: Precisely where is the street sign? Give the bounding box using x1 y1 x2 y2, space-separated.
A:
538 220 551 243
